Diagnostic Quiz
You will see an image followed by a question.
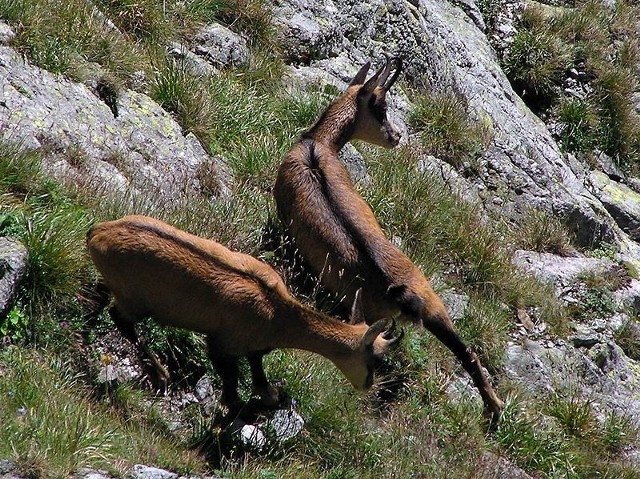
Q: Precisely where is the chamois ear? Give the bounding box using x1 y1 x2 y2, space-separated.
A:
362 63 384 94
387 284 407 300
349 288 366 325
348 61 371 87
360 319 389 348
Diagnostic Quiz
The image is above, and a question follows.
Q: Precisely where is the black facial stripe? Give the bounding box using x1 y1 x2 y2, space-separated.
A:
368 96 387 123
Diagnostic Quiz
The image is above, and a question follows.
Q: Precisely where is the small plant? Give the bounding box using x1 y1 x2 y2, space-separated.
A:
573 286 616 321
512 207 575 255
6 205 93 311
596 66 640 166
546 391 595 438
601 410 637 453
555 97 598 154
150 59 216 146
408 90 493 169
615 318 640 361
0 306 29 344
588 242 618 260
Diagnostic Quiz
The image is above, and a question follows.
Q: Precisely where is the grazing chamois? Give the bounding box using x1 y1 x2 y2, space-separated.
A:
274 57 504 421
87 215 402 414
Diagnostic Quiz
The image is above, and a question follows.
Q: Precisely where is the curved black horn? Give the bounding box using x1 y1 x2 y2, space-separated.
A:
361 319 389 347
376 53 395 89
382 318 397 340
387 327 404 347
362 62 385 93
382 57 402 92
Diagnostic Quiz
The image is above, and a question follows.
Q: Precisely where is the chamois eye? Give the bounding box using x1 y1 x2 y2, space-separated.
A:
368 96 387 122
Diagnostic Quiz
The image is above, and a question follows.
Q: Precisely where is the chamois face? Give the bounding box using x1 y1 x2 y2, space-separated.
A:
333 298 403 391
354 86 401 148
349 56 403 148
334 325 403 390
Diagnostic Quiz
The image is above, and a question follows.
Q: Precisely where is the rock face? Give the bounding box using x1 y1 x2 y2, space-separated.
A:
272 0 640 256
0 28 230 205
0 238 28 320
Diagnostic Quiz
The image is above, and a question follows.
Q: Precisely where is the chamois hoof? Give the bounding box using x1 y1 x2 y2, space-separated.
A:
484 402 504 432
142 360 170 394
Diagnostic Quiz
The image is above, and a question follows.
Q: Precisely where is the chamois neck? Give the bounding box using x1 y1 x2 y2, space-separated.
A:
278 300 363 358
303 96 358 152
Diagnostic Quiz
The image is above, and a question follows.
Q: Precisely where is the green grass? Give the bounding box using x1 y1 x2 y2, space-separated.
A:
0 145 94 319
0 1 637 477
0 347 207 479
408 90 493 169
555 97 599 154
504 0 640 167
0 0 146 80
495 398 576 475
503 22 572 108
511 206 575 256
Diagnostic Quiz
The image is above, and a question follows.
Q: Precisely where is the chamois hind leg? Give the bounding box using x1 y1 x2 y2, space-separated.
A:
109 305 170 392
247 351 281 409
392 287 503 423
206 338 244 416
423 314 504 425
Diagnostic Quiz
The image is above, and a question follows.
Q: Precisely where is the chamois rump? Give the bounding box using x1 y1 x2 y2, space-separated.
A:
86 215 402 415
274 57 504 421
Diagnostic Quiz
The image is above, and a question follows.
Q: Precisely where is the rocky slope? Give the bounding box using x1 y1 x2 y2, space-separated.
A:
2 0 640 474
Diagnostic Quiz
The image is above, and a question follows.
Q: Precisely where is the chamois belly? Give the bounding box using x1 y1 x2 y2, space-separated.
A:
95 254 272 342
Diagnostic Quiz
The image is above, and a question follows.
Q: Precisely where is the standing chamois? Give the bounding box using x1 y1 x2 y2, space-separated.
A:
274 57 504 421
87 215 402 415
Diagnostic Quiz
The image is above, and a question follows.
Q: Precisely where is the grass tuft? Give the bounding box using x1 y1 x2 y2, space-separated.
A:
408 90 493 169
512 207 575 256
503 23 571 109
0 347 207 477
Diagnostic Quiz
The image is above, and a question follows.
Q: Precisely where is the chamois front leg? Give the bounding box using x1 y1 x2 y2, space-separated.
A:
390 286 504 425
206 338 244 416
247 351 281 409
109 305 170 392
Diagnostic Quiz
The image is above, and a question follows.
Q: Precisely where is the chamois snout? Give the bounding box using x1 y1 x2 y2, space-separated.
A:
336 292 404 390
382 118 401 148
334 316 404 391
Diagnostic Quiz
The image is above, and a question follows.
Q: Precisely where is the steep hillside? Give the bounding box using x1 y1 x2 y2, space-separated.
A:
1 0 640 477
